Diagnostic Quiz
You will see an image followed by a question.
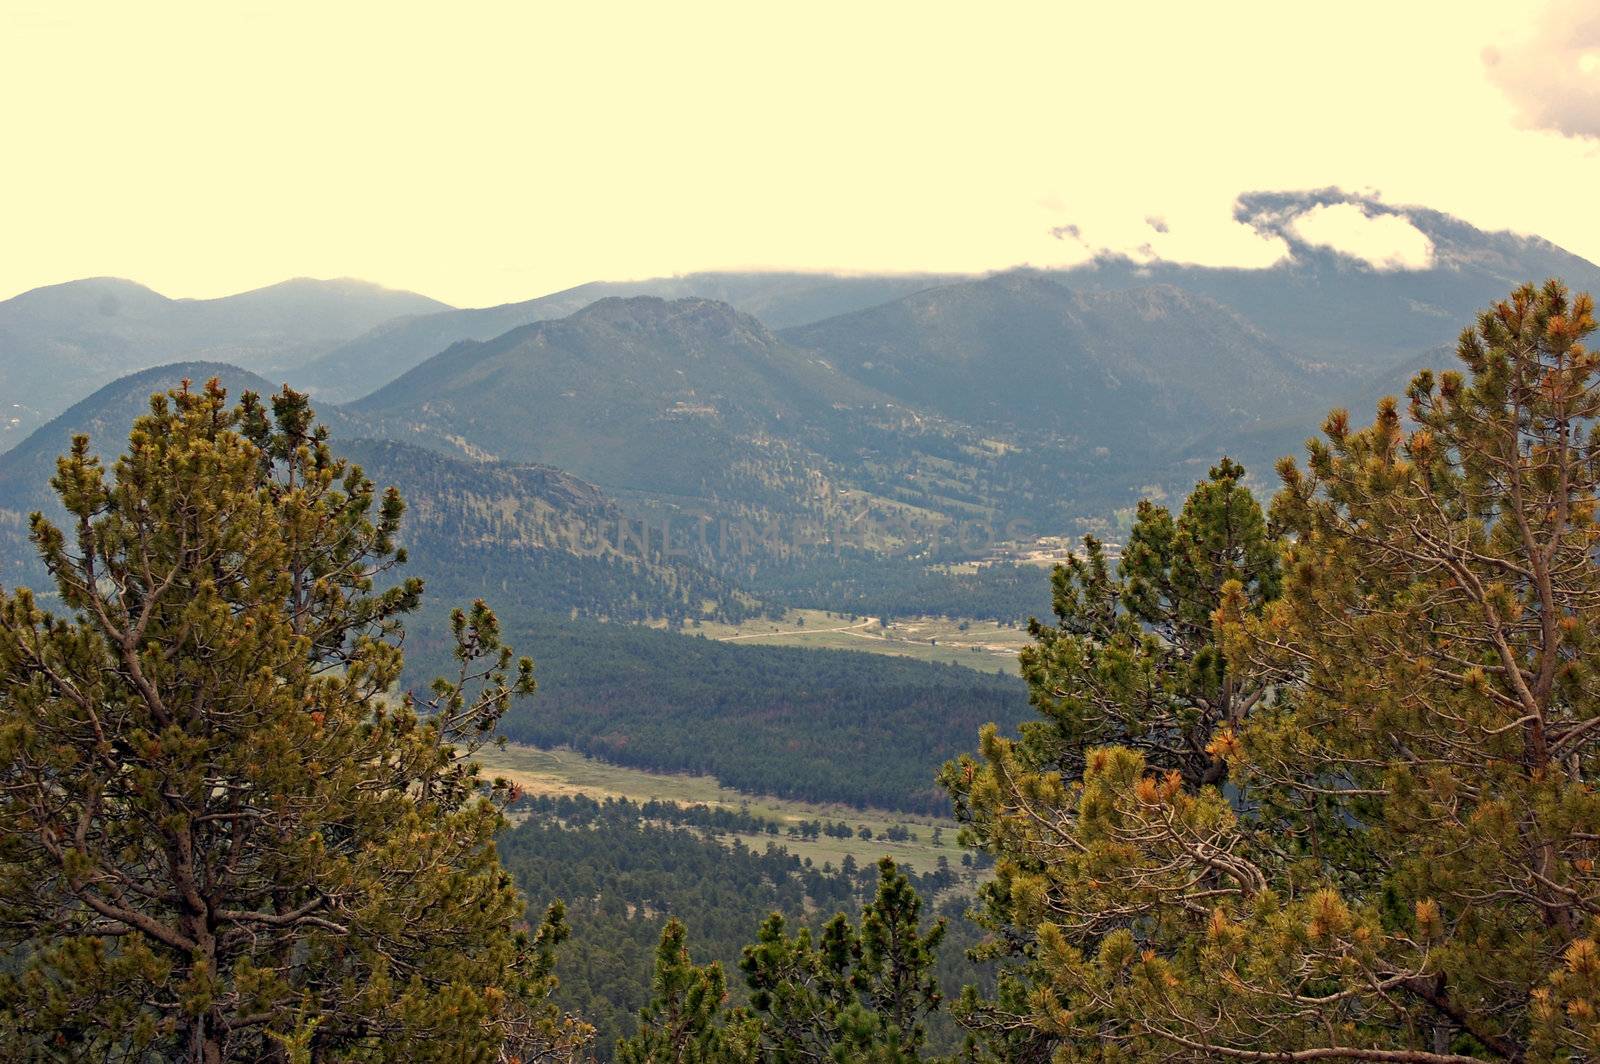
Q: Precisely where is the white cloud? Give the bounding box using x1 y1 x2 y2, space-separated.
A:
1483 0 1600 138
1287 202 1435 270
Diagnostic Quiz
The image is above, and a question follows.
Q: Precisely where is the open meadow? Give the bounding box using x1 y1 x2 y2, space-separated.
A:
476 742 966 876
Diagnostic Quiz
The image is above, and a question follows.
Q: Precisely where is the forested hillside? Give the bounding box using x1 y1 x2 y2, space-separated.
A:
0 364 759 623
340 438 762 623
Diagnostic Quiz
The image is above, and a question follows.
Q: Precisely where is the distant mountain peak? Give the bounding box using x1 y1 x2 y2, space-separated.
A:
981 269 1071 294
298 274 966 403
3 275 448 310
1230 188 1596 280
573 294 750 324
2 276 172 313
564 295 781 350
218 276 452 308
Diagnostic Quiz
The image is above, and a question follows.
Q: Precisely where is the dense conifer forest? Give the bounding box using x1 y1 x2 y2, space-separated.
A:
741 554 1055 625
406 611 1027 812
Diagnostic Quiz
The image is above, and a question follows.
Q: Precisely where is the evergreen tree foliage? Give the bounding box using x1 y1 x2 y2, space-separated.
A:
618 859 946 1064
498 799 975 1059
739 857 940 1062
0 381 587 1062
945 281 1600 1061
615 919 759 1064
939 458 1279 1062
738 858 945 1064
1008 456 1279 789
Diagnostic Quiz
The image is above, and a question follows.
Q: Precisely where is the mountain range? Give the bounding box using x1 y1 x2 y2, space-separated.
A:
299 272 961 402
351 296 882 501
348 278 1346 545
7 190 1600 607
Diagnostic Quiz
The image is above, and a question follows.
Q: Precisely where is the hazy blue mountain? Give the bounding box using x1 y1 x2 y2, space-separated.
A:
782 271 1325 447
0 277 447 451
301 273 957 401
1169 343 1458 501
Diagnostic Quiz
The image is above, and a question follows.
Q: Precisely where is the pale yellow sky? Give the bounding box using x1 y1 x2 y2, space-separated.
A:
2 0 1596 307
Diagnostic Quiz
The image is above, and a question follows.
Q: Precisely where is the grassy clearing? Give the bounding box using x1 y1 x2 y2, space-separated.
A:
679 608 1029 676
478 742 965 875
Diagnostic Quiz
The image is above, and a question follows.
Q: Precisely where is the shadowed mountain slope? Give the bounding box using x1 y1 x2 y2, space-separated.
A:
0 362 750 623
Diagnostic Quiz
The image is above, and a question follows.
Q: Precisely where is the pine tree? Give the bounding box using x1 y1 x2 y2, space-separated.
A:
615 919 758 1064
967 457 1278 794
740 858 946 1063
944 281 1600 1061
622 859 946 1063
940 459 1278 1062
0 381 589 1062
